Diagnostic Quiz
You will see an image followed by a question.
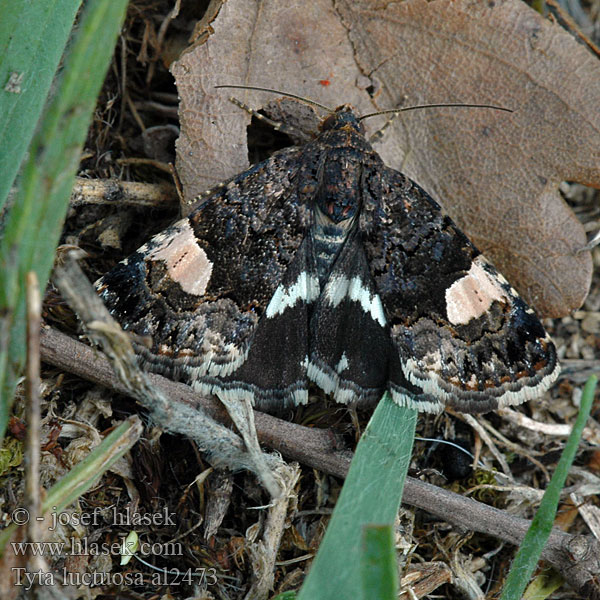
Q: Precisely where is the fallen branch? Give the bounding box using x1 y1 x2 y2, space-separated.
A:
70 177 178 208
40 325 600 598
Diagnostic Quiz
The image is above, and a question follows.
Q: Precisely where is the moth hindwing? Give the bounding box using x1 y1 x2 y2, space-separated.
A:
95 103 559 414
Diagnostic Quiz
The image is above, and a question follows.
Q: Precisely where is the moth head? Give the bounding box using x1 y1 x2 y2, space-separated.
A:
320 105 364 134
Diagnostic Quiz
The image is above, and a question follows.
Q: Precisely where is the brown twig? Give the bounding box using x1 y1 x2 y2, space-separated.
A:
116 157 173 174
39 326 600 598
245 462 301 600
134 100 179 119
70 177 178 208
498 407 600 446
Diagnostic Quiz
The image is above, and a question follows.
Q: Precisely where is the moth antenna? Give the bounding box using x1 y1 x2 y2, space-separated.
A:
414 437 486 469
359 103 513 121
215 84 334 113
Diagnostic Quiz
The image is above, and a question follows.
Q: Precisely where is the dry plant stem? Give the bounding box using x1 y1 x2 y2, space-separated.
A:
39 326 600 596
545 0 600 56
399 562 451 599
116 157 172 173
245 462 301 600
470 413 551 482
25 273 47 575
570 493 600 541
135 100 179 119
70 177 178 208
218 394 279 498
125 92 145 133
156 0 181 53
499 407 600 444
462 414 512 479
146 0 182 86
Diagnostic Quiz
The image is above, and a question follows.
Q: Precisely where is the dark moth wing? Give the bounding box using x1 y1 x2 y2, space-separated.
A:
96 103 559 414
306 228 389 404
305 227 442 410
195 235 319 408
96 145 312 396
360 165 560 413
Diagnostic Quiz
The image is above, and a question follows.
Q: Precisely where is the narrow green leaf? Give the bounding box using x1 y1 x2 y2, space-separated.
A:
522 567 564 600
298 394 416 599
361 524 398 600
500 375 597 600
0 0 129 435
0 0 82 209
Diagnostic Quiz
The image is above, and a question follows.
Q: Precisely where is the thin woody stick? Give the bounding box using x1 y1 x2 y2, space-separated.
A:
39 325 600 597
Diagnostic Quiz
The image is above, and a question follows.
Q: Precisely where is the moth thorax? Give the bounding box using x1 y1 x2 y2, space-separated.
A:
315 154 362 225
313 210 353 285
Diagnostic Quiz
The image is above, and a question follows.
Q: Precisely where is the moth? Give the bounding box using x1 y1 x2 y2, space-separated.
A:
95 94 559 414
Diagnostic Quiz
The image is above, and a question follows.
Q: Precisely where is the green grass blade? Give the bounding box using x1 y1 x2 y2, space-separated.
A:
500 375 597 600
298 394 416 600
0 0 82 209
0 0 129 436
361 524 398 600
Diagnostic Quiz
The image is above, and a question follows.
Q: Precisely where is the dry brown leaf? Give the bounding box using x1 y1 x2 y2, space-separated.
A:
171 0 377 204
171 0 597 316
338 0 597 315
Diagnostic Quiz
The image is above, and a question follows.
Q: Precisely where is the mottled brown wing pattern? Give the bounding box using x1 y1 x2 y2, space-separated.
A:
96 146 311 383
96 104 559 414
361 165 559 412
